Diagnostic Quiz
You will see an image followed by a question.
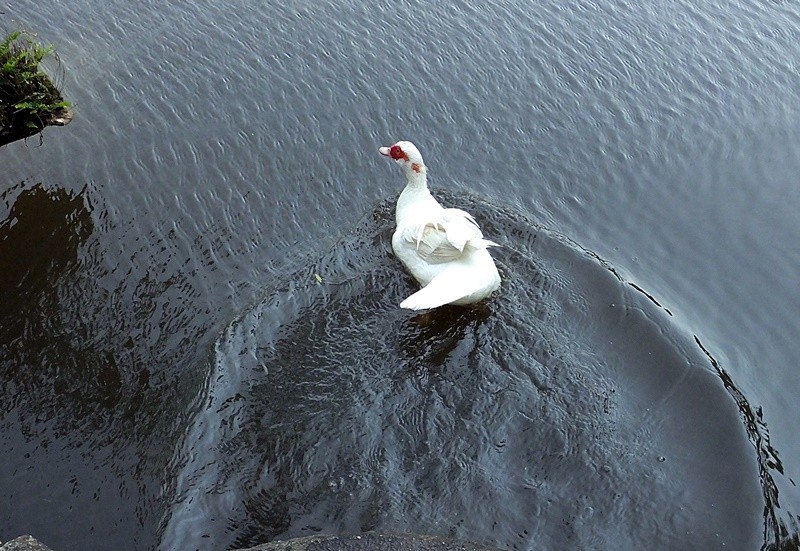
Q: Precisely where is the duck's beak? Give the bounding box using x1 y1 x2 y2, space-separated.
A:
378 146 390 156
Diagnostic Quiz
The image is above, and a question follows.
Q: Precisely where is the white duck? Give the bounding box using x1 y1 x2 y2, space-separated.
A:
379 140 501 310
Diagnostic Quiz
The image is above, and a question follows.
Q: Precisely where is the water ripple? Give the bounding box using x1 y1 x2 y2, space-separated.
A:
162 196 765 550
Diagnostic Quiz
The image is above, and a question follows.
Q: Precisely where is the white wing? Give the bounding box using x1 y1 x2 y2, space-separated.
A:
398 208 497 265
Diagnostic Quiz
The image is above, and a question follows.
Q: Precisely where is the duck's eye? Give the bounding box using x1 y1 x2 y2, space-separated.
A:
390 145 406 160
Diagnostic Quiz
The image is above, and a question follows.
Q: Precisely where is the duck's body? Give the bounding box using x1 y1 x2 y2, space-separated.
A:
379 141 501 310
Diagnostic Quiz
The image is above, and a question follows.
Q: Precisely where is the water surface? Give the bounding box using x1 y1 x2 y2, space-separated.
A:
1 0 799 549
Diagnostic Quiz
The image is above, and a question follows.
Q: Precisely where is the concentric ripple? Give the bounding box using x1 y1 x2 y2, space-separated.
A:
162 195 765 550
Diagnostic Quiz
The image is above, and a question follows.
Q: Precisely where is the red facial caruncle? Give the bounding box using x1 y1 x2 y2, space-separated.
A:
389 144 409 161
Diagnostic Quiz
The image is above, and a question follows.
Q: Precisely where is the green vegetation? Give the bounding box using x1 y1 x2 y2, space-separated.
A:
1 30 71 144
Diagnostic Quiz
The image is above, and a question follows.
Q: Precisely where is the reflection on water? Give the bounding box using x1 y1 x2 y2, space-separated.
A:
1 183 93 338
0 183 145 547
0 183 111 427
163 197 770 550
0 182 211 550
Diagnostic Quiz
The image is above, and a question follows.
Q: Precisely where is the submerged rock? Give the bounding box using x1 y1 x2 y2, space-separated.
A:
0 536 54 551
237 532 501 551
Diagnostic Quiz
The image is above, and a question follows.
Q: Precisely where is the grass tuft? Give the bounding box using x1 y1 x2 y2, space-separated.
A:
1 30 71 139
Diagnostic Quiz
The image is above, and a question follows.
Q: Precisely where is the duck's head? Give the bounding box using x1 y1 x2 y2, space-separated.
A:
379 140 426 176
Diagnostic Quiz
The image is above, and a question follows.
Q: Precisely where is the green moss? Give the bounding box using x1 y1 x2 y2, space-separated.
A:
1 30 71 144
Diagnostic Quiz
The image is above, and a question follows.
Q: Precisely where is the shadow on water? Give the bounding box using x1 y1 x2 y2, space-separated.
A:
0 183 93 338
0 183 117 424
161 194 791 550
0 182 212 550
0 183 146 548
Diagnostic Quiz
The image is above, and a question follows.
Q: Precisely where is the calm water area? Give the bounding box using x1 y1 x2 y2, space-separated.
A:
2 0 799 549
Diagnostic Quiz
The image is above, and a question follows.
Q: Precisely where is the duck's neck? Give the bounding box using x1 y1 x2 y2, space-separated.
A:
396 166 440 224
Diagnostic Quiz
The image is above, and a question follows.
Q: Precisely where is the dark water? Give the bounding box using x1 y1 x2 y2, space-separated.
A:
1 0 798 549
